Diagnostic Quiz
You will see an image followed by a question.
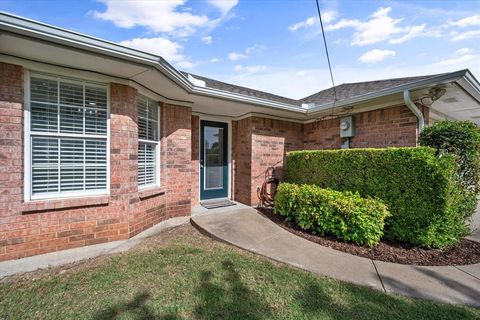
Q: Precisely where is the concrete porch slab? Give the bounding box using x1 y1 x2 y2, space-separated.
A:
191 208 283 249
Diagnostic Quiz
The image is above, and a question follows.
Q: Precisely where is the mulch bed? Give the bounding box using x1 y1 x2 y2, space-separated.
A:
258 207 480 266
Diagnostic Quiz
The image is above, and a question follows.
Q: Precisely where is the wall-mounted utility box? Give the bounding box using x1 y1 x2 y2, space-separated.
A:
340 116 355 138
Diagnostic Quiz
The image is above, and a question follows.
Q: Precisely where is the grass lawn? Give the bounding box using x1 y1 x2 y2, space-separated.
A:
0 224 479 320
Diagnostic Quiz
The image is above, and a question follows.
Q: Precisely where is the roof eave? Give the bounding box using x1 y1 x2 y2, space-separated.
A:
0 12 306 114
306 69 470 115
462 70 480 98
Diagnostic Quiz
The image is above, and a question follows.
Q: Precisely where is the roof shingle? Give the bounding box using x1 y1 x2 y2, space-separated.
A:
182 72 446 107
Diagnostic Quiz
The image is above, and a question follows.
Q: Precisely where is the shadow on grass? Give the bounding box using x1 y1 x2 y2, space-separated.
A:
295 280 479 320
193 259 273 320
93 291 154 319
93 291 182 320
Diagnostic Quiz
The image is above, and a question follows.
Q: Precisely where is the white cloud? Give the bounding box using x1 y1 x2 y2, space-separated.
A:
390 24 426 44
120 37 183 61
289 17 317 32
228 44 265 60
245 44 266 54
432 48 476 67
228 52 248 61
233 64 267 74
450 29 480 41
322 11 338 24
325 7 426 46
202 36 213 44
358 49 396 64
93 0 209 37
176 60 196 69
210 57 221 63
455 48 473 55
207 0 238 16
449 14 480 28
119 37 194 68
288 10 337 32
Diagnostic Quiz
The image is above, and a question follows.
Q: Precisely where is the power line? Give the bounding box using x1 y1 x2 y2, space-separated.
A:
315 0 337 111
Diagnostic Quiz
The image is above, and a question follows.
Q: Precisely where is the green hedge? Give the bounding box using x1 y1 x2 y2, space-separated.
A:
274 183 389 246
420 120 480 221
286 147 468 248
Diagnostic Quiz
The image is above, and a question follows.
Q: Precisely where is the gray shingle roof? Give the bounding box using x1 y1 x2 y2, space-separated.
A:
301 75 439 105
182 72 446 107
181 72 302 106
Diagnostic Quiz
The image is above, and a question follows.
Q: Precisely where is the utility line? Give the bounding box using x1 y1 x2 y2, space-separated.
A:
315 0 337 115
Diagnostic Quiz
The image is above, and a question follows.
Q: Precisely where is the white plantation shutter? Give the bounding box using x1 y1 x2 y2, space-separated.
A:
28 74 108 199
137 95 159 188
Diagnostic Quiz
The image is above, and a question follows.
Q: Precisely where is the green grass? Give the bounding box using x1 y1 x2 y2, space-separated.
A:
0 225 478 320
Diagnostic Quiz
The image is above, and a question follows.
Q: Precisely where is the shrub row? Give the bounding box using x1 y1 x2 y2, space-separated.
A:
274 183 389 246
420 120 480 222
286 147 468 248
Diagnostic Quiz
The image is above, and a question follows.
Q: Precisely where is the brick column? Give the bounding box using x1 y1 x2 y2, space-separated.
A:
0 63 24 218
109 83 138 232
232 118 253 205
162 103 192 217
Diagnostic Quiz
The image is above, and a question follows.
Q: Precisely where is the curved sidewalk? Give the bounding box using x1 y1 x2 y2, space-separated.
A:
191 208 480 307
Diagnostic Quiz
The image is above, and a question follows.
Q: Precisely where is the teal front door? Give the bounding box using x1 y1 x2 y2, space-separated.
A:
200 120 229 200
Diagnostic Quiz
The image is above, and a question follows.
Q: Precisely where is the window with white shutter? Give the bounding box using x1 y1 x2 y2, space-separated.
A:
27 73 109 200
137 95 160 188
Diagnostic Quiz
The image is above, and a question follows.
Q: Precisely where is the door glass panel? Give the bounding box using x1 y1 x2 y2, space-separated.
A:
204 126 224 189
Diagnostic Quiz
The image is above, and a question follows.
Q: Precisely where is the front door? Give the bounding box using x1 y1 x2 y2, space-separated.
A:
200 120 228 200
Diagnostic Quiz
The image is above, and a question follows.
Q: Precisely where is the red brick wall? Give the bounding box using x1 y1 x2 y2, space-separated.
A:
232 107 424 206
0 63 23 220
232 117 252 205
304 105 422 149
162 104 192 217
191 115 199 206
0 63 191 261
250 117 303 205
0 61 429 259
232 117 303 206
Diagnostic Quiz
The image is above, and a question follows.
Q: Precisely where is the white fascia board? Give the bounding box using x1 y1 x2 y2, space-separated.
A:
190 86 306 113
462 70 480 99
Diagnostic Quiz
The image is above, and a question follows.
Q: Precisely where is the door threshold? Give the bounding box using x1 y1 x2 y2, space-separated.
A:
200 198 236 210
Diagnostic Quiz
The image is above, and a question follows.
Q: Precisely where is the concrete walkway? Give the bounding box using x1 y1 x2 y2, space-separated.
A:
191 208 480 307
0 216 189 279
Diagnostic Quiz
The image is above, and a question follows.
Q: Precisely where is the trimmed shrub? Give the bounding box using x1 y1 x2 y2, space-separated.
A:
286 148 467 248
420 120 480 220
274 183 389 246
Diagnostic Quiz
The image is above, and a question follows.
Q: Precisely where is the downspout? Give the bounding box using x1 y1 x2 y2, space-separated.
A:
403 89 424 133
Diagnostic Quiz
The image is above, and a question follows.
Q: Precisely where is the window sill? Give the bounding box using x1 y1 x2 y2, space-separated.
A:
138 186 166 200
22 195 109 214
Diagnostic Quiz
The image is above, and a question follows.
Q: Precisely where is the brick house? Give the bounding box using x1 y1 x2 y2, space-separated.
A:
1 13 480 261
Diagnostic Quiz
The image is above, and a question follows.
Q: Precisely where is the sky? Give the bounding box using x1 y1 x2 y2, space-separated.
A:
1 0 480 99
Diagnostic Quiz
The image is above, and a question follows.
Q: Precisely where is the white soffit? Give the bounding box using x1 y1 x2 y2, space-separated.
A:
431 82 480 125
